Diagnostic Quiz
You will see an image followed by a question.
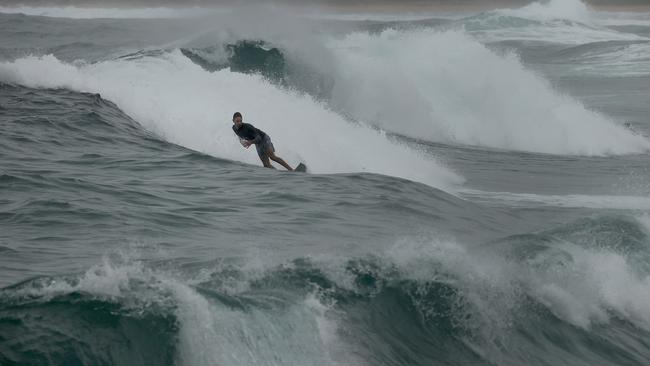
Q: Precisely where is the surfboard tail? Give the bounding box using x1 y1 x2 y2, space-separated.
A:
295 163 307 173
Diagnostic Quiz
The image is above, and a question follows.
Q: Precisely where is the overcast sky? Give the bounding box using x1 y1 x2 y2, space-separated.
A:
2 0 649 8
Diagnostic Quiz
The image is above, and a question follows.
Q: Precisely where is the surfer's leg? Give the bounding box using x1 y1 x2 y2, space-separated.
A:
258 136 290 170
256 141 275 169
269 151 293 171
261 155 274 168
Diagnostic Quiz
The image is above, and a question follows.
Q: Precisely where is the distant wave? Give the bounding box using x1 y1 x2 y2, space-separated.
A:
495 0 593 23
459 0 647 44
0 6 216 19
460 189 650 210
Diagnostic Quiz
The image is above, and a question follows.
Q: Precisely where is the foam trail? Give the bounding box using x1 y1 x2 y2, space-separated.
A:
0 53 461 189
325 29 650 155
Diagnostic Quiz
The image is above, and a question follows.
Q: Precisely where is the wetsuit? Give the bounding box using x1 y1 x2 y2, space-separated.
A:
232 123 275 159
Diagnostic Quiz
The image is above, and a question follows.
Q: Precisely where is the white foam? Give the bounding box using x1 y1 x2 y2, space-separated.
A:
497 0 593 23
459 189 650 210
0 6 217 19
3 253 174 314
170 282 355 366
637 214 650 234
388 235 650 333
531 246 650 329
0 53 462 189
3 250 357 366
324 29 650 156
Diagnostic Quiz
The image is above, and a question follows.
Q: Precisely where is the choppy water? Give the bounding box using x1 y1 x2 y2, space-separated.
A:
2 1 650 365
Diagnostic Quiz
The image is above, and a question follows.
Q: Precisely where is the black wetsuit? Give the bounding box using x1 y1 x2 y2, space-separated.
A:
233 123 274 158
232 123 266 144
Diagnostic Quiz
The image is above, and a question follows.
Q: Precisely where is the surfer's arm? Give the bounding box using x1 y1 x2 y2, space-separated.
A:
234 131 255 148
244 134 262 147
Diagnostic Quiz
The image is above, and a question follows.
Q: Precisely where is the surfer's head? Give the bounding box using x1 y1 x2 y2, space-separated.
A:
232 112 243 127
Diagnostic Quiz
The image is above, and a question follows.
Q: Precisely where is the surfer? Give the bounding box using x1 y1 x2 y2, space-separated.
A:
231 112 293 171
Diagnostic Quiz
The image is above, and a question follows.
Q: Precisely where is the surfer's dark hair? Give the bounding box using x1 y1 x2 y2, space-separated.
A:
233 112 242 119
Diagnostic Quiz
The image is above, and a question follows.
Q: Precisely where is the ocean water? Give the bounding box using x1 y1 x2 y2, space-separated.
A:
2 0 650 365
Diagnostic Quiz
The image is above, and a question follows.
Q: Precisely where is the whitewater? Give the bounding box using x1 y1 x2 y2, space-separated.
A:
2 0 650 365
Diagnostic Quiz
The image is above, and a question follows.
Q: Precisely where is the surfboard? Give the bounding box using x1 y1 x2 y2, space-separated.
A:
295 163 308 173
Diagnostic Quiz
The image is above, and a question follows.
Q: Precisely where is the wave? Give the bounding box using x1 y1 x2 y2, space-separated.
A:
0 258 179 366
597 14 650 29
5 34 648 162
0 52 462 189
179 40 335 100
3 5 649 157
459 0 647 45
323 29 650 155
549 39 650 61
173 33 650 153
0 6 214 19
548 40 650 76
0 292 178 365
460 189 650 210
496 0 593 23
3 214 650 365
181 40 287 81
0 256 357 366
